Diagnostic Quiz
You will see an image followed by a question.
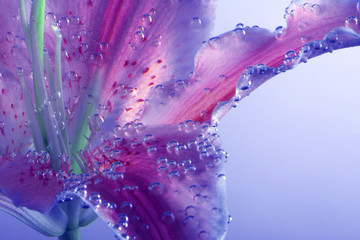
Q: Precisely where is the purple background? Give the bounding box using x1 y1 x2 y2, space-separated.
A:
1 0 360 239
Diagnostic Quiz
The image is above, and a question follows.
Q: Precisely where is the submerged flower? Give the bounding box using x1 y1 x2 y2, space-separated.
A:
0 0 359 239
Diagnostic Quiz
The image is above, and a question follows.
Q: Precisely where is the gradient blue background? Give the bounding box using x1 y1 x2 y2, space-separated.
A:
1 0 360 239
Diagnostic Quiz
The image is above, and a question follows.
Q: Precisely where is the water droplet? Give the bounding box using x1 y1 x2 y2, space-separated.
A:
236 23 245 29
326 31 338 43
45 12 57 25
157 166 166 175
157 157 168 166
148 182 164 195
94 178 103 184
124 123 136 135
16 67 23 75
357 2 360 13
71 16 80 25
5 32 14 42
175 144 187 154
227 214 233 224
121 201 133 213
274 26 286 40
191 17 202 28
203 88 211 95
311 4 321 15
112 125 123 137
161 211 175 225
346 16 358 30
217 173 226 182
167 160 177 169
117 213 129 226
218 75 227 81
238 79 252 91
198 231 210 240
167 140 178 152
184 165 196 175
57 17 70 28
189 185 199 195
168 170 181 183
134 31 145 41
67 71 79 82
184 215 197 228
154 85 164 96
147 145 157 155
90 53 104 65
142 14 153 26
99 42 109 52
80 43 89 53
126 87 137 98
208 37 221 49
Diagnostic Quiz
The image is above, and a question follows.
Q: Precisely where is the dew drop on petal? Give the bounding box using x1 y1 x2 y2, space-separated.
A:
161 211 175 225
311 4 321 15
121 201 133 213
198 231 210 240
274 26 286 40
142 14 153 26
345 16 358 30
190 17 202 28
148 182 164 195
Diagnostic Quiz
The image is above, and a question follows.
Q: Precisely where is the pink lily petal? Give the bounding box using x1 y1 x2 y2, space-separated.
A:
0 193 68 237
64 123 228 239
141 0 360 125
43 0 216 142
0 153 64 213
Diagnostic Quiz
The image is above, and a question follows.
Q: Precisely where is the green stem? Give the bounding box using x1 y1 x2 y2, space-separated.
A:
58 229 81 240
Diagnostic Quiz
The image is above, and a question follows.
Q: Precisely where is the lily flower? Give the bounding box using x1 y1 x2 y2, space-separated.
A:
0 0 359 239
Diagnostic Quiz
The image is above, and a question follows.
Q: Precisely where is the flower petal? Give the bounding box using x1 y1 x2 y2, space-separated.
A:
0 69 34 155
64 124 228 240
43 0 216 144
0 153 63 213
0 1 35 155
141 0 360 125
0 193 67 237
